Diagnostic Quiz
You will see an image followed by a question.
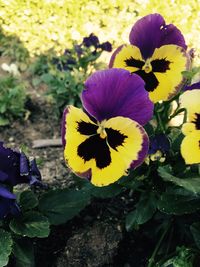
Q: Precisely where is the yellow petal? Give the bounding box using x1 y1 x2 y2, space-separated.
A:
182 122 196 135
112 44 144 73
150 45 189 102
181 130 200 164
64 106 97 175
91 116 148 186
180 89 200 122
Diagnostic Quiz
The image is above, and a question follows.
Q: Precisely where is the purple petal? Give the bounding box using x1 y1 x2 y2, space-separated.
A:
0 199 12 219
0 198 20 219
30 158 41 178
0 186 16 199
83 33 99 48
184 82 200 91
20 152 29 175
149 134 170 154
0 142 27 186
100 41 112 52
29 158 42 184
81 69 154 125
129 14 187 59
0 170 8 182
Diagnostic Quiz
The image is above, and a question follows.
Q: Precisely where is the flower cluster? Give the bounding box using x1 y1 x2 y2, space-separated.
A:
62 13 200 187
0 142 42 219
52 33 112 72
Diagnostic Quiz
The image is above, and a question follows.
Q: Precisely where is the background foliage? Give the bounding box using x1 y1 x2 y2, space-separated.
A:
0 0 200 62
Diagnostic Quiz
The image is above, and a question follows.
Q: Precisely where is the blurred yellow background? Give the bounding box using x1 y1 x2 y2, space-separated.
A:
0 0 199 62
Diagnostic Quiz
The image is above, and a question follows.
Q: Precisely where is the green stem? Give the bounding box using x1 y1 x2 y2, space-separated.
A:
169 108 185 121
155 111 166 133
148 222 171 267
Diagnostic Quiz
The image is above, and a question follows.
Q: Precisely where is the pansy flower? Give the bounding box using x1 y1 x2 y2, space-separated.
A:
109 14 190 103
83 33 99 48
148 133 170 162
62 68 153 186
179 89 200 164
0 142 42 186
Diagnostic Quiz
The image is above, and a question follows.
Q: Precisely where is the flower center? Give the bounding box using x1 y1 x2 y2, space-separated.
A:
142 59 152 73
97 121 107 139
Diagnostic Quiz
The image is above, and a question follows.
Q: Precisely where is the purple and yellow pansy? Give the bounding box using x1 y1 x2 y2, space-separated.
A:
109 14 190 103
179 88 200 164
62 69 153 186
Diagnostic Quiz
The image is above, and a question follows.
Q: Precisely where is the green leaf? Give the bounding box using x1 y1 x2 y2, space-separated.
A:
19 190 39 211
41 73 53 84
0 229 13 267
38 189 91 225
13 239 35 267
190 222 200 250
71 176 123 198
157 192 200 215
0 117 9 126
9 211 50 238
91 184 123 198
125 193 157 231
158 166 200 194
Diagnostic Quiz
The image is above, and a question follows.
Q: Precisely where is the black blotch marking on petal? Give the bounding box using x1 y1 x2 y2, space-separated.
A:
134 70 159 92
151 58 171 73
124 57 145 69
77 121 98 135
106 128 127 151
77 135 111 169
192 113 200 130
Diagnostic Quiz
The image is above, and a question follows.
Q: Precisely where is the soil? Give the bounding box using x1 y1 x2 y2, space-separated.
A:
0 63 152 267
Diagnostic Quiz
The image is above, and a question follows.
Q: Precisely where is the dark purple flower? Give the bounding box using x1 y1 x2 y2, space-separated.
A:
0 186 20 219
55 59 76 71
99 41 112 52
62 59 76 71
129 13 187 60
0 142 42 187
0 142 26 186
83 34 99 48
81 68 154 125
149 134 170 155
29 158 42 186
20 152 29 175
